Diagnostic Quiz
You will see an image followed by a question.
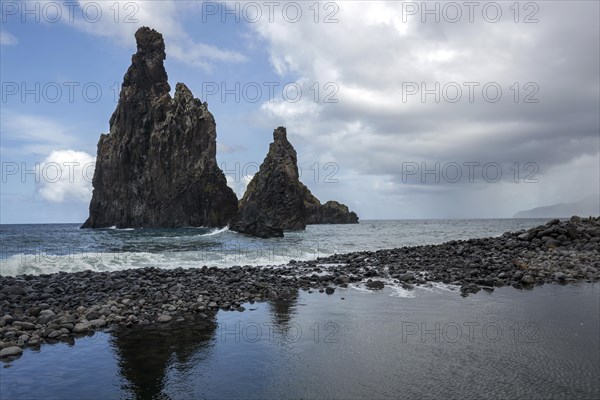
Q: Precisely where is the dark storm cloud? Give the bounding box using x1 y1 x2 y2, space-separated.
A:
255 1 599 216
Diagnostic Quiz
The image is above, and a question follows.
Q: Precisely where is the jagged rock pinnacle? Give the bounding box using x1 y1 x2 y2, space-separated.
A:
231 127 358 238
274 126 287 141
121 27 170 96
82 28 237 228
135 26 165 57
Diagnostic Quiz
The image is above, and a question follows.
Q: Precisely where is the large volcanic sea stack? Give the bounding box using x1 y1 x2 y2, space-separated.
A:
82 27 237 228
231 127 358 238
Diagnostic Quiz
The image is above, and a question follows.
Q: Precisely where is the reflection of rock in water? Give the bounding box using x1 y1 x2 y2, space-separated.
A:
268 289 299 334
110 319 216 399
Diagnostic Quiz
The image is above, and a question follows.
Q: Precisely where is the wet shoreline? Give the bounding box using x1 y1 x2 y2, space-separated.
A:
1 217 599 359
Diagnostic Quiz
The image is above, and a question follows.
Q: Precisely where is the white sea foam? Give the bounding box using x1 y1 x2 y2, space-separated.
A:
316 263 348 268
199 226 229 236
107 226 134 231
1 220 550 277
387 284 417 298
348 278 459 298
347 281 415 298
0 248 322 277
416 281 460 293
348 283 375 293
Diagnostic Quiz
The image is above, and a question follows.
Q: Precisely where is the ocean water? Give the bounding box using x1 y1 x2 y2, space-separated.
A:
2 219 599 399
1 283 598 399
0 219 550 276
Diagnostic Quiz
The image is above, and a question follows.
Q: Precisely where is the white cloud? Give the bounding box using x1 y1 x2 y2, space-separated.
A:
0 111 81 156
226 174 253 199
33 0 246 70
8 1 596 219
249 0 600 217
36 150 95 203
0 30 18 46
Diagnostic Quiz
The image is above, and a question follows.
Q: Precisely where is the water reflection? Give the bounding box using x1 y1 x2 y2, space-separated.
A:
268 289 300 331
108 293 303 399
110 319 217 399
86 284 599 400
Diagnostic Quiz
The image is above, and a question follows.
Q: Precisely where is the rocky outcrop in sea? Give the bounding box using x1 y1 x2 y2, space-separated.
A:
1 217 598 359
81 27 356 234
307 200 359 224
231 127 358 237
82 27 237 229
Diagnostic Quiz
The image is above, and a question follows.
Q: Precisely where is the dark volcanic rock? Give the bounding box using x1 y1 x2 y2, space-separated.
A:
307 200 359 224
231 127 310 237
365 280 385 290
229 220 283 239
82 27 237 228
231 127 358 237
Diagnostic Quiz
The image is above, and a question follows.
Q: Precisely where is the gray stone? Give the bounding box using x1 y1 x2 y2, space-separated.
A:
545 238 562 247
0 346 23 358
18 334 30 342
88 319 106 328
553 272 567 281
521 275 535 285
157 315 172 323
335 275 350 284
37 310 56 324
365 280 385 290
517 232 531 241
73 322 90 333
0 315 14 327
0 286 26 295
85 311 101 320
460 284 481 295
47 330 61 339
13 321 35 330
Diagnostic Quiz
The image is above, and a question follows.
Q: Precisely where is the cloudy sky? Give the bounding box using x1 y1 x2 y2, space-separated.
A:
1 0 598 223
